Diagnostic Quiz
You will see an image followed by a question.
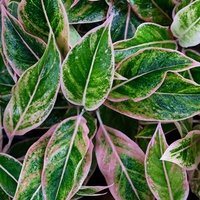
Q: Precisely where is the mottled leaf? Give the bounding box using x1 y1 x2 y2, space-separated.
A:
0 153 22 197
61 18 114 111
106 0 143 42
145 124 189 200
1 6 46 75
171 0 200 47
3 35 61 137
184 49 200 84
14 126 57 200
96 124 153 200
63 0 108 24
109 48 197 102
105 72 200 121
131 0 174 25
162 130 200 170
69 25 81 47
114 23 177 63
19 0 69 56
42 116 93 200
8 1 19 18
174 118 193 137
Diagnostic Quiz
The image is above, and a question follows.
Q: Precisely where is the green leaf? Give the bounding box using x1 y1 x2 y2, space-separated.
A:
19 0 69 56
109 48 197 102
0 153 22 197
3 35 61 137
0 187 10 200
14 126 56 200
114 23 177 63
184 49 200 84
131 0 174 25
8 1 19 18
171 0 200 47
145 124 189 200
63 0 108 24
105 72 200 121
0 53 14 103
72 186 108 199
1 6 46 75
42 116 93 200
174 118 193 137
61 18 114 111
161 130 200 170
96 124 153 200
69 25 81 47
106 0 143 42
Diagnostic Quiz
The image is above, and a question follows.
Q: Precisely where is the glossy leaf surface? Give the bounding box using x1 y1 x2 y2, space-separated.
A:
61 19 114 111
3 35 61 137
145 124 189 200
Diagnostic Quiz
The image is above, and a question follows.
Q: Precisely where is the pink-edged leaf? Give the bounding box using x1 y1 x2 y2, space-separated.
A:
14 125 57 200
161 130 200 170
145 123 189 200
42 116 93 200
3 34 61 137
96 124 153 200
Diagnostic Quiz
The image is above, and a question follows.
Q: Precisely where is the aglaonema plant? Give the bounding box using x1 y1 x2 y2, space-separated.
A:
0 0 200 199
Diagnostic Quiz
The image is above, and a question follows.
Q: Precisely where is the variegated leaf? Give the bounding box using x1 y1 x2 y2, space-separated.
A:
19 0 69 56
69 25 81 47
14 126 57 200
130 0 174 25
96 124 153 200
161 130 200 170
106 0 143 42
3 35 61 137
8 1 19 18
61 18 114 111
171 0 200 47
42 116 93 200
109 48 197 102
63 0 108 24
114 23 177 63
0 153 22 197
1 6 46 75
145 124 189 200
105 72 200 121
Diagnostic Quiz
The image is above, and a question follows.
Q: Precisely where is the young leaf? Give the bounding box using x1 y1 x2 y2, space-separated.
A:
145 124 189 200
61 18 114 111
96 124 153 200
63 0 108 24
131 0 174 25
105 72 200 121
1 6 46 75
109 48 197 102
106 0 143 42
14 126 57 200
114 23 177 63
161 130 200 170
0 153 22 197
19 0 69 56
3 35 61 137
42 116 93 200
171 0 200 47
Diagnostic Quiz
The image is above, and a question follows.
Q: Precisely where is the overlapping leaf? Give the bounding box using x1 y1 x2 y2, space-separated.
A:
42 116 93 200
109 48 197 102
105 72 200 121
171 0 200 47
0 153 22 197
3 35 61 137
145 124 189 200
1 6 46 75
114 23 177 63
106 0 143 42
61 18 114 111
19 0 69 56
161 130 200 170
130 0 174 25
96 124 153 200
63 0 108 24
